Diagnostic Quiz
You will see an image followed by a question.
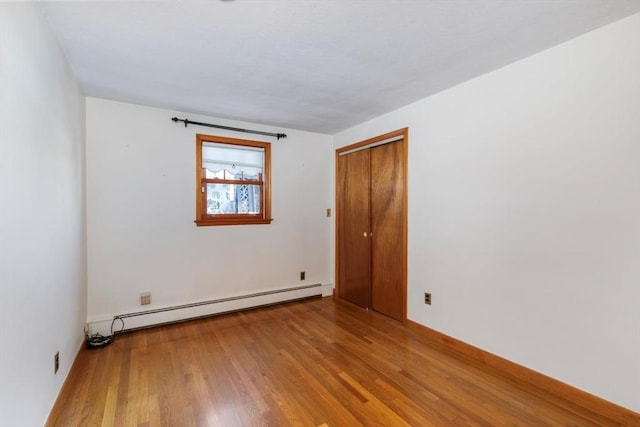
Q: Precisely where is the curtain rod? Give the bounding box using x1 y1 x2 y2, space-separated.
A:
171 117 287 140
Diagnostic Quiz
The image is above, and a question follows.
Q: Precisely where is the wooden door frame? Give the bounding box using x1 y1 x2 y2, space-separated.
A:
335 128 409 324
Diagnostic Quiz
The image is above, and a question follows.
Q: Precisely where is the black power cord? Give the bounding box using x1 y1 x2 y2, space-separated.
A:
86 333 112 349
85 317 125 349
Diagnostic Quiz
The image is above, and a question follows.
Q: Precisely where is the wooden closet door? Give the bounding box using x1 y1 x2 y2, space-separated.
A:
370 140 404 321
337 149 371 308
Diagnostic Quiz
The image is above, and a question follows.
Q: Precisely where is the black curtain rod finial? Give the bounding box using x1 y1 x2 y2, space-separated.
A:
171 117 188 127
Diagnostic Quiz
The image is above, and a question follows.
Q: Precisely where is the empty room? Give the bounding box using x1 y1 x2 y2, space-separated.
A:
1 1 639 426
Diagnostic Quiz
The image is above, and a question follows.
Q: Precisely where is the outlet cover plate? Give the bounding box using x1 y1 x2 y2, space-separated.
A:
140 292 151 305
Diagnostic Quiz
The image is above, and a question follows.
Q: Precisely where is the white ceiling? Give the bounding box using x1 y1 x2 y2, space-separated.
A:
41 1 640 134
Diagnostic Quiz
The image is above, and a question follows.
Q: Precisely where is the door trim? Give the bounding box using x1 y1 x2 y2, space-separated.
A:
335 128 408 324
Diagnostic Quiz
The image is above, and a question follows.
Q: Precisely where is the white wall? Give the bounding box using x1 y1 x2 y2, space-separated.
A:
334 13 640 412
0 4 87 426
85 98 333 326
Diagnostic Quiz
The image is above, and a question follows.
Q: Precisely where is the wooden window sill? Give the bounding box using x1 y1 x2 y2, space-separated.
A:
195 218 273 227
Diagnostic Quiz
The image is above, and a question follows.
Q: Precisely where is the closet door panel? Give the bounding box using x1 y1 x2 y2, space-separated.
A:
337 149 371 308
370 140 404 321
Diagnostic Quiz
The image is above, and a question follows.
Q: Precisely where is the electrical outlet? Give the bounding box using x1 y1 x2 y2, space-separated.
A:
140 292 151 305
54 352 59 374
300 271 305 280
424 292 432 305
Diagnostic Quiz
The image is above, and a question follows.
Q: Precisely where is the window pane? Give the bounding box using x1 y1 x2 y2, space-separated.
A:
206 183 261 215
204 167 261 181
202 142 264 178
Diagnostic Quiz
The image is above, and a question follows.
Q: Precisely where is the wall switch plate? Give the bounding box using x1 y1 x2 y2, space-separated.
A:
326 208 332 217
54 352 59 374
424 292 432 305
140 292 151 305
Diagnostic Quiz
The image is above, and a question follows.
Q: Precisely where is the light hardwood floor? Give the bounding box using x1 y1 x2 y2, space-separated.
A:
48 297 625 426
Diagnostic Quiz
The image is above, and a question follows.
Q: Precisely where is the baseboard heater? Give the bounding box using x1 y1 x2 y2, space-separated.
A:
91 283 329 336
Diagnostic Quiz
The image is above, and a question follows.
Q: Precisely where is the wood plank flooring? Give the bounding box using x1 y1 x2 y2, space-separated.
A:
48 297 624 426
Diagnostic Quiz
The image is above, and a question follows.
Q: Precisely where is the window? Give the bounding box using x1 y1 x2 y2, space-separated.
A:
195 134 272 226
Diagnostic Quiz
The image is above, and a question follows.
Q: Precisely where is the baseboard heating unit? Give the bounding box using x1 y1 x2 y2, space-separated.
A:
88 283 332 336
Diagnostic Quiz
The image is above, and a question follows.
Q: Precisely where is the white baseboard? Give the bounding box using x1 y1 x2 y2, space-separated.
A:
88 283 333 336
